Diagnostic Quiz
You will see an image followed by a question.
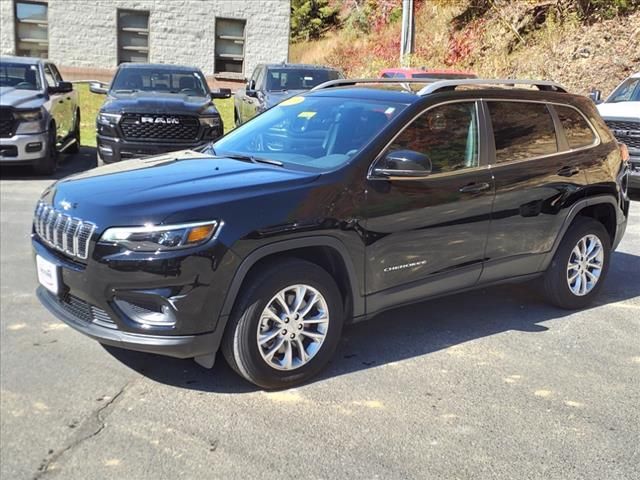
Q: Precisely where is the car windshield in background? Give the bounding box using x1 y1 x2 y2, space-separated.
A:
214 96 406 171
606 77 640 103
110 68 208 96
0 62 41 90
266 69 341 91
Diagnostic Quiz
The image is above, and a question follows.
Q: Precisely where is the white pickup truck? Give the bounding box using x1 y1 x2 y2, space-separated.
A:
0 56 80 174
594 72 640 192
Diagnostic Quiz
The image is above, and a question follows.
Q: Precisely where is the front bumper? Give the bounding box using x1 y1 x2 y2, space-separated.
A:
0 131 47 163
628 154 640 190
97 134 211 163
33 235 241 359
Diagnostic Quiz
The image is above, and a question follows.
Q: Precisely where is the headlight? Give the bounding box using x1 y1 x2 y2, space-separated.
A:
15 108 44 122
99 221 219 252
97 112 122 125
199 116 220 127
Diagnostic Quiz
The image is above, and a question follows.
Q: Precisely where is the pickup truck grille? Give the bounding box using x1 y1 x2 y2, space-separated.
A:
605 120 640 150
33 201 96 260
0 108 15 138
119 113 200 142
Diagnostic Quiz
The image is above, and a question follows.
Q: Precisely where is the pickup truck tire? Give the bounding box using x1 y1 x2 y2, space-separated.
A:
221 258 344 389
543 217 611 310
33 126 57 176
67 109 81 154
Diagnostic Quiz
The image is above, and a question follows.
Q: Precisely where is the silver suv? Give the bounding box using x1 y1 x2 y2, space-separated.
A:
0 56 80 174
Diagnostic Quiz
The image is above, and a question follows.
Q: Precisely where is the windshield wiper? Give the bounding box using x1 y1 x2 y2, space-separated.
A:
213 152 283 167
113 89 139 93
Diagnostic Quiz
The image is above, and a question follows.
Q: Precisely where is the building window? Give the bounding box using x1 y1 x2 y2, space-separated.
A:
117 9 149 64
14 1 48 58
214 18 246 75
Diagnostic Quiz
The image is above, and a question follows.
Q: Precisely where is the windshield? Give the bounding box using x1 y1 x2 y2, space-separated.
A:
266 69 341 91
214 96 407 171
110 67 209 96
606 77 640 103
0 62 41 90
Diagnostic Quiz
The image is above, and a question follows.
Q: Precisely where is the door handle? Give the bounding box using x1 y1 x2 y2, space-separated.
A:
66 97 71 100
557 166 580 177
459 182 491 193
58 100 64 104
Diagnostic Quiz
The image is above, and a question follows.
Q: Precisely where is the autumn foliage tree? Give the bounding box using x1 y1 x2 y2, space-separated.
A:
290 0 340 41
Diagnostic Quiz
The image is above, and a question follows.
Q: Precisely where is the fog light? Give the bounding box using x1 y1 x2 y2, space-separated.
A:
98 145 113 155
26 142 43 152
114 298 176 328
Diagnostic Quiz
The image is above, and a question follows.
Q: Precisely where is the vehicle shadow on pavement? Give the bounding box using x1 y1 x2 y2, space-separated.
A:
0 146 97 180
104 249 640 393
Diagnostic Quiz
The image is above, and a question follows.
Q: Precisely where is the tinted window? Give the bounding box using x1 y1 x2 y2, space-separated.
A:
489 102 558 163
387 102 479 174
555 105 596 149
265 69 341 91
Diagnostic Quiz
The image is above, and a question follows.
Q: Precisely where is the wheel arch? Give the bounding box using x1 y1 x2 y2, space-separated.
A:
219 237 364 323
540 195 621 271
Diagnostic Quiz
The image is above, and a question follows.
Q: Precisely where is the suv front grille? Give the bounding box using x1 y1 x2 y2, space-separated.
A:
33 201 96 260
0 107 15 138
48 290 117 329
605 120 640 150
119 113 200 142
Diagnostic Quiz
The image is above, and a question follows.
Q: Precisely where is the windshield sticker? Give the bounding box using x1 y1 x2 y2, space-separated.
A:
298 111 317 119
280 96 305 106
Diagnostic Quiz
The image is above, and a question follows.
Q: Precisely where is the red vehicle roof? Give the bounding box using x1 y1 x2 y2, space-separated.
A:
379 67 477 79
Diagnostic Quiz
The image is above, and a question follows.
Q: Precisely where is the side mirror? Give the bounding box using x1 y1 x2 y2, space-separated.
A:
589 89 602 104
48 81 73 94
210 88 231 99
89 82 108 95
245 87 258 98
373 150 432 178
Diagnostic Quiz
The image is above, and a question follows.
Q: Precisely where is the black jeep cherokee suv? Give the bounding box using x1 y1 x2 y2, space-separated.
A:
90 63 230 163
33 78 630 389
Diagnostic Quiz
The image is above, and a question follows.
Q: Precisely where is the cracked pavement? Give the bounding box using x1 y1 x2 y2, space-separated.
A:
1 152 639 480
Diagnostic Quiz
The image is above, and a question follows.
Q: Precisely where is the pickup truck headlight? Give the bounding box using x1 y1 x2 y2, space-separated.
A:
99 221 219 252
97 112 122 126
199 116 220 127
15 108 45 134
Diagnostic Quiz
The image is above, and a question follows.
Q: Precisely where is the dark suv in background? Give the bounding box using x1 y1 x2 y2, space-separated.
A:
90 63 230 163
33 78 629 389
233 63 343 125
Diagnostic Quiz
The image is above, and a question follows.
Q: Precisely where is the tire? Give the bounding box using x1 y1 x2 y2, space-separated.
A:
67 109 81 154
543 217 611 309
221 258 344 389
33 126 57 175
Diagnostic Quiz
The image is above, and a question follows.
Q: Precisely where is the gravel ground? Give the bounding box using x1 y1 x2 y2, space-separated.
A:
1 150 639 480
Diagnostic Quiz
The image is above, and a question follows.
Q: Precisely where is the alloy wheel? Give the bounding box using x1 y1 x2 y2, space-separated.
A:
566 234 604 296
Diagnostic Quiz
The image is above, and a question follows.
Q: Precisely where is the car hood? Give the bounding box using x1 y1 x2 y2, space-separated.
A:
0 86 45 109
102 91 218 116
40 150 320 231
597 102 640 121
264 89 308 108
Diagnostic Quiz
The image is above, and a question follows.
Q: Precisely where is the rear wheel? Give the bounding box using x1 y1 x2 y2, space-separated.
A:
543 217 611 309
222 258 344 389
33 125 57 175
67 109 81 154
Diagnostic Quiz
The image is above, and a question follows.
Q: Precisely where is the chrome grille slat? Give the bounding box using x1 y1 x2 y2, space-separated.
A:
33 201 96 260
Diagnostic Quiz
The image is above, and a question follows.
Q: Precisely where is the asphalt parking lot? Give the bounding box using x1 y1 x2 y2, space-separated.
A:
1 151 639 480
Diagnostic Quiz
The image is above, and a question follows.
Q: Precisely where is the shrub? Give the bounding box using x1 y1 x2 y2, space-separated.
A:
291 0 340 41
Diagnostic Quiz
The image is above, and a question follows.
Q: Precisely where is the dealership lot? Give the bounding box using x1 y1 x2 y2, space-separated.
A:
1 153 639 480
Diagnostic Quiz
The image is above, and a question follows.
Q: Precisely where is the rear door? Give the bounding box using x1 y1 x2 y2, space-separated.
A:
481 99 591 282
364 100 495 312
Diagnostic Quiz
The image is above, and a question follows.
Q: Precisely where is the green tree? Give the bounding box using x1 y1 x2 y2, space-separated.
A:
291 0 340 41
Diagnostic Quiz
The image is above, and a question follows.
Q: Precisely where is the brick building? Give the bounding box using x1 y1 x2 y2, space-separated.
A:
0 0 290 84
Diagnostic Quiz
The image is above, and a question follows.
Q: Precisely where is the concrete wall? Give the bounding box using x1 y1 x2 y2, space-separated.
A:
1 0 290 82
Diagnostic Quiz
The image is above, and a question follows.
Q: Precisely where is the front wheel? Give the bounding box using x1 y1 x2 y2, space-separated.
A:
543 217 611 309
33 127 57 175
67 109 81 154
221 259 344 389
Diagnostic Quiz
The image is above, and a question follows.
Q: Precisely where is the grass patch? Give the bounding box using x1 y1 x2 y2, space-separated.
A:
76 83 235 148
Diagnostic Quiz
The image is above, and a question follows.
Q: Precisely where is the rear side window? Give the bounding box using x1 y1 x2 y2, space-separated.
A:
555 105 596 149
489 102 558 163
